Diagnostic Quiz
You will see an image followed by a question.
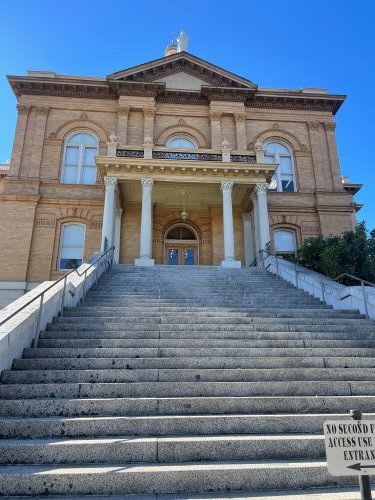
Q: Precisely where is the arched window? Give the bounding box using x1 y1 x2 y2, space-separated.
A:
58 223 85 270
166 226 197 240
264 141 296 192
273 229 297 255
166 136 197 149
61 132 98 184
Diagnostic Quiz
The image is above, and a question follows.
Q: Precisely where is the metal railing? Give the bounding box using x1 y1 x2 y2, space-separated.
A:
0 247 115 348
258 249 375 319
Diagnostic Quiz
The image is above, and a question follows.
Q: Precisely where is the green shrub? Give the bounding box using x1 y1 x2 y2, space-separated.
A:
296 222 375 283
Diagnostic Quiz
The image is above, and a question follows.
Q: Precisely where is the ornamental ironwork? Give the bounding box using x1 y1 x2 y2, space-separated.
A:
152 151 222 161
116 149 144 158
231 154 256 163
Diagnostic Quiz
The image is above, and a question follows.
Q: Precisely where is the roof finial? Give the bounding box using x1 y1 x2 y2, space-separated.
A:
177 31 189 52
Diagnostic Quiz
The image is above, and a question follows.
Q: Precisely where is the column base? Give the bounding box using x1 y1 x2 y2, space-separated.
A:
135 257 155 267
221 259 241 269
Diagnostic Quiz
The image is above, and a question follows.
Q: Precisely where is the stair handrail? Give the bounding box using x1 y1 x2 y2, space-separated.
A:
258 249 375 319
0 246 115 331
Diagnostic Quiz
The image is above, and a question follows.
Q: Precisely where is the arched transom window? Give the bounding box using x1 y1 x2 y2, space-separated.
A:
61 132 98 184
273 229 297 255
166 136 197 149
58 223 85 270
264 141 296 192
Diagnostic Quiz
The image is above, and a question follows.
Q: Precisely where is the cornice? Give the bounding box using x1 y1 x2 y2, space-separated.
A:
7 76 345 114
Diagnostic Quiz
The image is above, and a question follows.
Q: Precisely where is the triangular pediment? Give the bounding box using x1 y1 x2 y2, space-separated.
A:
107 52 257 90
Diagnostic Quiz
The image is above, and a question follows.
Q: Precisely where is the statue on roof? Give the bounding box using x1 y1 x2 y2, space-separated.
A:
177 31 189 52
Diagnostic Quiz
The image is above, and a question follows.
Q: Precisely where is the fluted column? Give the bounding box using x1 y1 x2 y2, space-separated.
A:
255 183 270 264
220 180 241 268
114 208 123 264
242 213 254 266
135 177 155 267
101 176 118 252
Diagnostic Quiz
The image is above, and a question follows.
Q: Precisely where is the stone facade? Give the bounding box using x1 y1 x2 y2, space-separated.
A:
0 51 361 305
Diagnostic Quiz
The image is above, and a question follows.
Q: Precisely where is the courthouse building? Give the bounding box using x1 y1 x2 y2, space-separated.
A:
0 40 361 306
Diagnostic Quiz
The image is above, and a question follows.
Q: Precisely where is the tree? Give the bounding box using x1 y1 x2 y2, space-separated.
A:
296 222 375 283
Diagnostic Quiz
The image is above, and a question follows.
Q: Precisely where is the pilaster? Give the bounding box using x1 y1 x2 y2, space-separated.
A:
117 105 130 145
9 104 31 178
209 111 222 149
28 106 50 179
234 111 247 150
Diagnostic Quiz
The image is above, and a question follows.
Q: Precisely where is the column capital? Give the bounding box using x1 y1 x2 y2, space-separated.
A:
255 183 268 194
17 104 30 115
221 180 234 193
34 106 49 117
141 177 154 189
118 105 130 116
143 108 156 118
324 121 336 131
234 111 246 122
104 176 118 189
307 121 321 131
209 111 222 121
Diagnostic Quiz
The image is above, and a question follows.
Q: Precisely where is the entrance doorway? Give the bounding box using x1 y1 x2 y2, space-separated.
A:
164 224 199 265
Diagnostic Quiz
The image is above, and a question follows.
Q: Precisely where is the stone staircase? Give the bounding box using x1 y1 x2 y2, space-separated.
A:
0 264 375 497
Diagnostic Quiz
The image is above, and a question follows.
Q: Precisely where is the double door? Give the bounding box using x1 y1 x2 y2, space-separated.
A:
165 243 197 265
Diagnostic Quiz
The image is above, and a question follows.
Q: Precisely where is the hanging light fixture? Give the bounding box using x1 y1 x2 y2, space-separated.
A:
180 190 189 220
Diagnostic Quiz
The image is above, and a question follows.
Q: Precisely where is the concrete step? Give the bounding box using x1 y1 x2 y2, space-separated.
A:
3 367 375 384
23 346 375 359
12 356 375 371
1 413 374 439
0 434 326 464
39 329 375 341
0 380 374 399
46 323 375 333
0 460 355 496
35 338 375 349
1 395 374 418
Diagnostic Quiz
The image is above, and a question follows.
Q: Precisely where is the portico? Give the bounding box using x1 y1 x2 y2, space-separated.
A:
97 152 275 267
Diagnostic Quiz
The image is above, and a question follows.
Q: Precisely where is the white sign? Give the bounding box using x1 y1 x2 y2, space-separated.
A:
324 419 375 476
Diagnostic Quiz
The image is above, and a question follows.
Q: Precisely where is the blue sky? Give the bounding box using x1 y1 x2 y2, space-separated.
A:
0 0 373 229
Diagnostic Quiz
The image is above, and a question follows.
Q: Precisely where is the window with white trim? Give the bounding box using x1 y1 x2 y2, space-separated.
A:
264 141 296 192
273 229 297 254
61 132 98 184
166 136 197 149
58 223 85 270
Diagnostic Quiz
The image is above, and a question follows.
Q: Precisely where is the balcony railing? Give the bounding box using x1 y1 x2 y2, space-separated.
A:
116 149 256 164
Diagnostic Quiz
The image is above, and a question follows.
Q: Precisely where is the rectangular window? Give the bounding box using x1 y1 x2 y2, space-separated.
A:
59 224 85 270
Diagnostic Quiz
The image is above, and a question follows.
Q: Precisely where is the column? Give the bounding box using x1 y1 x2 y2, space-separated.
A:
234 112 247 150
117 105 130 145
9 104 30 178
135 177 154 267
209 111 222 149
114 208 123 264
101 176 117 252
251 192 260 260
242 213 254 266
220 180 241 268
255 183 271 265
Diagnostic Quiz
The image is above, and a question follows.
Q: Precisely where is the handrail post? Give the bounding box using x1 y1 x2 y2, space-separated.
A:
59 274 68 316
33 291 44 349
361 281 370 319
321 280 325 302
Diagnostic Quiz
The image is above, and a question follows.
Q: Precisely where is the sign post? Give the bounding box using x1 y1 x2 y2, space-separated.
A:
324 410 374 500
